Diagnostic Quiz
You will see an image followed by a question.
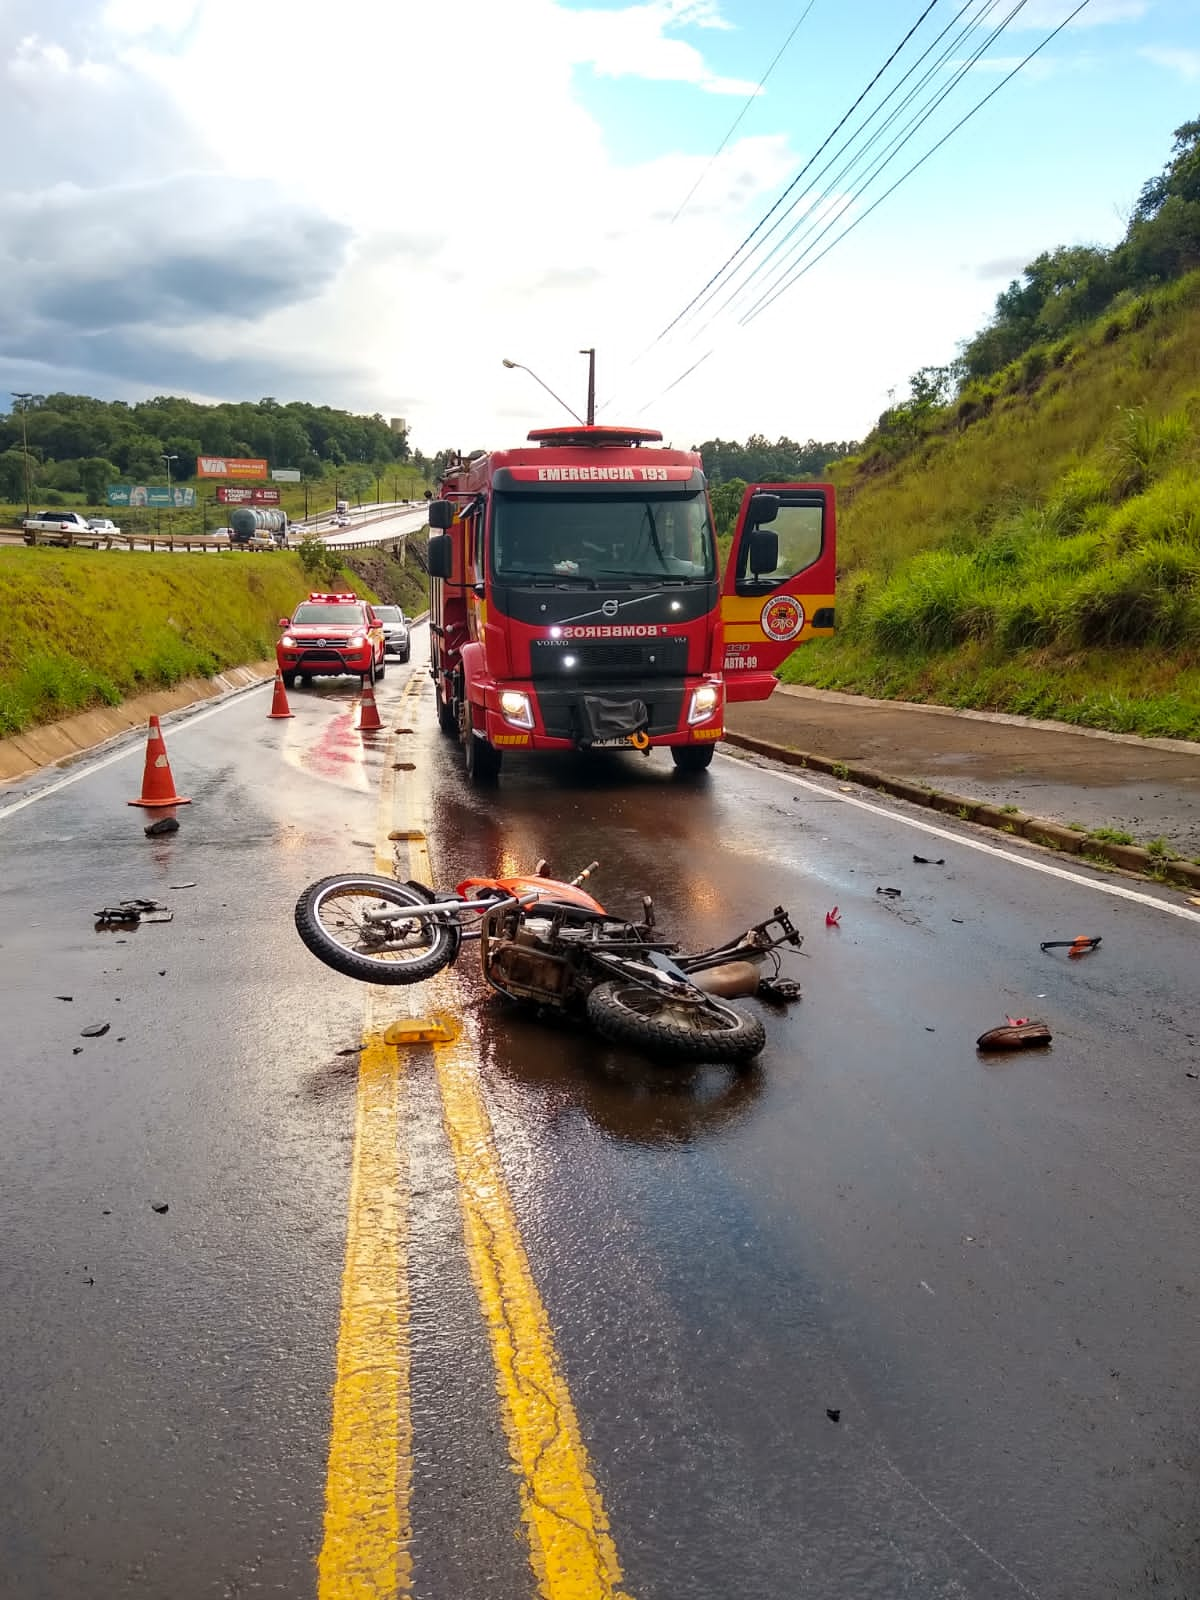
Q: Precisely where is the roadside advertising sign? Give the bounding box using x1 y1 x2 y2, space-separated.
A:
196 456 269 479
216 486 281 505
271 469 301 482
108 485 197 507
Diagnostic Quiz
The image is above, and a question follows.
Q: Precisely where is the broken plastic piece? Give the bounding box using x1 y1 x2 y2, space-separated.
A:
757 977 803 1003
825 907 840 928
876 886 902 898
976 1019 1053 1051
94 898 173 927
383 1017 459 1046
913 854 945 865
1040 935 1101 956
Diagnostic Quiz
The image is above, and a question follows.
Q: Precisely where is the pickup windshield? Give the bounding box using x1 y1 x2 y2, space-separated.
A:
492 491 716 583
291 604 364 626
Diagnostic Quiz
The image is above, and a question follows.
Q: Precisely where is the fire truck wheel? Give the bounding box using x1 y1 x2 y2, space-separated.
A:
671 745 715 774
586 981 766 1064
464 727 503 784
437 689 458 737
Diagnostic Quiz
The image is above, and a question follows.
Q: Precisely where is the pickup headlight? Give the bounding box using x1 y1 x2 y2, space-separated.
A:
499 690 534 729
348 634 366 647
688 684 720 724
280 634 297 648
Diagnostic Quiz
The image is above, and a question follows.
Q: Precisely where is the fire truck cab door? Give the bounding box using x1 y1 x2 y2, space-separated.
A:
721 481 835 703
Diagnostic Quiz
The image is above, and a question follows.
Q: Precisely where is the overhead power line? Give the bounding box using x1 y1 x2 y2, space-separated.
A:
651 0 944 348
668 0 821 226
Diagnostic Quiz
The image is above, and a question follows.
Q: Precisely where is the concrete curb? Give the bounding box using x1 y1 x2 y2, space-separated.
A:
0 661 277 784
722 730 1200 892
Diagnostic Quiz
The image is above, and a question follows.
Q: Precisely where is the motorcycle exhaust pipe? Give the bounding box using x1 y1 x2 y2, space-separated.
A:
690 960 762 1000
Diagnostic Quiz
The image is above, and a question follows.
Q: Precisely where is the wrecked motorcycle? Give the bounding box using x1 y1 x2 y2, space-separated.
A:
294 861 803 1065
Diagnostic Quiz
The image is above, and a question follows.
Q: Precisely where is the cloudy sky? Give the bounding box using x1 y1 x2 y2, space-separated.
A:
1 0 1197 453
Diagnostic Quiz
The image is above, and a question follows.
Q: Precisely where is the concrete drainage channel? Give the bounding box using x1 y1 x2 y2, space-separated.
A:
722 730 1200 893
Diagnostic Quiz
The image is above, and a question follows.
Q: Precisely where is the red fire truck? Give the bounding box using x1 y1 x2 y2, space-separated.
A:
427 424 835 782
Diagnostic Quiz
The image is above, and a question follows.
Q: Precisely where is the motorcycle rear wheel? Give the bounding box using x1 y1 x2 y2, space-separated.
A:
295 875 460 984
586 980 766 1064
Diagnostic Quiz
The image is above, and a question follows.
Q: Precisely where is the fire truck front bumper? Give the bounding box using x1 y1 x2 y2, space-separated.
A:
481 679 724 750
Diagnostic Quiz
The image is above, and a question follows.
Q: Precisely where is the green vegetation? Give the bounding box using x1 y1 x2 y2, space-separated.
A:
0 538 430 737
780 118 1200 740
0 393 430 526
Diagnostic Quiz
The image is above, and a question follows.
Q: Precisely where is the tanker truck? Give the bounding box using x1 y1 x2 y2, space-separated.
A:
229 507 290 549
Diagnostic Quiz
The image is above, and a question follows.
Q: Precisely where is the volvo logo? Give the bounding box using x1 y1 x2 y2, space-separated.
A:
601 599 619 617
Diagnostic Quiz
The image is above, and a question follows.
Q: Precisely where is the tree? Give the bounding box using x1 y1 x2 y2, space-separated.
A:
77 457 120 502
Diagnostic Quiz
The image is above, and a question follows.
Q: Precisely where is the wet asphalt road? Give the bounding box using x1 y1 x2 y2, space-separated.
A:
1 631 1197 1600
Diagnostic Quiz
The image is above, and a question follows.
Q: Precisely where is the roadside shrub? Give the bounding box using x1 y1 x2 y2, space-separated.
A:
1103 469 1200 552
866 550 997 652
1066 542 1200 648
1106 404 1190 498
1044 465 1110 532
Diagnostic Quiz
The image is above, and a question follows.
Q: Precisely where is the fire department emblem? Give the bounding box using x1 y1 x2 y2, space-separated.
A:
760 595 804 642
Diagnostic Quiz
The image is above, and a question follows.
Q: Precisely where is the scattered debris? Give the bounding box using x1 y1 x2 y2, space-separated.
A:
876 886 902 898
334 1045 363 1057
1186 1070 1198 1080
825 907 840 928
951 916 965 924
56 995 73 1002
150 1202 169 1214
80 1022 110 1038
826 1408 841 1424
976 1018 1053 1051
168 882 198 890
1040 935 1101 957
758 977 803 1003
925 1026 935 1032
352 839 374 850
144 816 180 838
72 1047 83 1056
102 1209 111 1216
392 762 416 771
913 854 945 866
94 899 173 927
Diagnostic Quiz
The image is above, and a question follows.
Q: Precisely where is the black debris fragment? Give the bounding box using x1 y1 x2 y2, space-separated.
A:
80 1022 110 1038
72 1047 83 1055
875 886 902 898
826 1408 841 1423
144 817 180 837
150 1202 169 1215
56 995 73 1002
169 882 198 890
913 854 945 866
94 899 173 927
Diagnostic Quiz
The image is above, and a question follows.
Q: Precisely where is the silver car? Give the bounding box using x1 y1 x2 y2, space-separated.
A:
375 605 410 661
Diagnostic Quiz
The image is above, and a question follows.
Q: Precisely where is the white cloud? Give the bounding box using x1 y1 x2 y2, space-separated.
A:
561 1 758 93
1140 44 1200 80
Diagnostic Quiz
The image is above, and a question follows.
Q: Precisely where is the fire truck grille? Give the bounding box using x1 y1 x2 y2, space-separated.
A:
530 637 688 680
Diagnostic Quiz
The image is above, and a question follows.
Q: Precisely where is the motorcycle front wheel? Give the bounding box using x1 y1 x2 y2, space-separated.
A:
586 980 766 1065
295 875 461 984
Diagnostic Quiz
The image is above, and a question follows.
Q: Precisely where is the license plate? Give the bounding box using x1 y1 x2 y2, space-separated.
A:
590 736 639 748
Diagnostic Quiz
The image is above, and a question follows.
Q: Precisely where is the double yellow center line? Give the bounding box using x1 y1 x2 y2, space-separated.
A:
318 675 632 1599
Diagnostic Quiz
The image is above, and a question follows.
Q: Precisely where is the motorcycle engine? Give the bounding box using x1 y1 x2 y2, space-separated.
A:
485 921 571 1001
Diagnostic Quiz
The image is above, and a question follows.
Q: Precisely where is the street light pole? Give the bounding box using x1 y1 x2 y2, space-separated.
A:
12 392 33 517
579 348 595 425
161 453 179 511
501 359 585 425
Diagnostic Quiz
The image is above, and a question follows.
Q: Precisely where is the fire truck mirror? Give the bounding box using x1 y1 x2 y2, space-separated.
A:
749 493 780 526
427 533 453 579
748 528 779 576
428 499 454 530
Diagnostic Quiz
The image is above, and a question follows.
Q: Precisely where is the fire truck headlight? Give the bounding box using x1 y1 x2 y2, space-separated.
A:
688 684 720 724
499 691 534 729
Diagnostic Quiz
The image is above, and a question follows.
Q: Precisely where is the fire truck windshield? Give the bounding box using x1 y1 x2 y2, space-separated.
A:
492 491 716 584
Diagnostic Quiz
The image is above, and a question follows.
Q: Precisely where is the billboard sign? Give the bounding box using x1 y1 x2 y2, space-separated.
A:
271 468 301 482
217 485 281 506
196 455 268 480
108 485 197 507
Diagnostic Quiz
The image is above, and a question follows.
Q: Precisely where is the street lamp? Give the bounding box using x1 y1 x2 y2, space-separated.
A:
501 359 585 425
12 392 33 517
161 453 179 508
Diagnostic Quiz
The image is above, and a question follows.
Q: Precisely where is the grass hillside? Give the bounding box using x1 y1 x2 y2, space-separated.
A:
0 543 428 738
782 270 1200 738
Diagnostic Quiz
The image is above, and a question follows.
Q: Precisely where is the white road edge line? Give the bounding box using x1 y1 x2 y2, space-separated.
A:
719 752 1200 927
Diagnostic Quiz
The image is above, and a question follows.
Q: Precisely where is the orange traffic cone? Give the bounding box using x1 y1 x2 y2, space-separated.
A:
357 675 383 732
267 669 294 719
128 715 191 807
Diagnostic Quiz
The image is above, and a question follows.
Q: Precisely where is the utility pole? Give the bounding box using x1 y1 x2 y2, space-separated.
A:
579 348 596 425
12 392 33 517
161 453 178 514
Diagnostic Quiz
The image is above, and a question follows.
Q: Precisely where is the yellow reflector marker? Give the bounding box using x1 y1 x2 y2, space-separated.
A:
383 1016 459 1046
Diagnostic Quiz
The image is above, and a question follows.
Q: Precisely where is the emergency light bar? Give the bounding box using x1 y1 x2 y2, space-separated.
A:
307 591 358 603
526 426 664 448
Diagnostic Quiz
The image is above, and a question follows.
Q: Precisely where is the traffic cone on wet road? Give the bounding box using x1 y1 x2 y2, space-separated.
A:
128 715 191 807
267 669 294 719
357 676 383 732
